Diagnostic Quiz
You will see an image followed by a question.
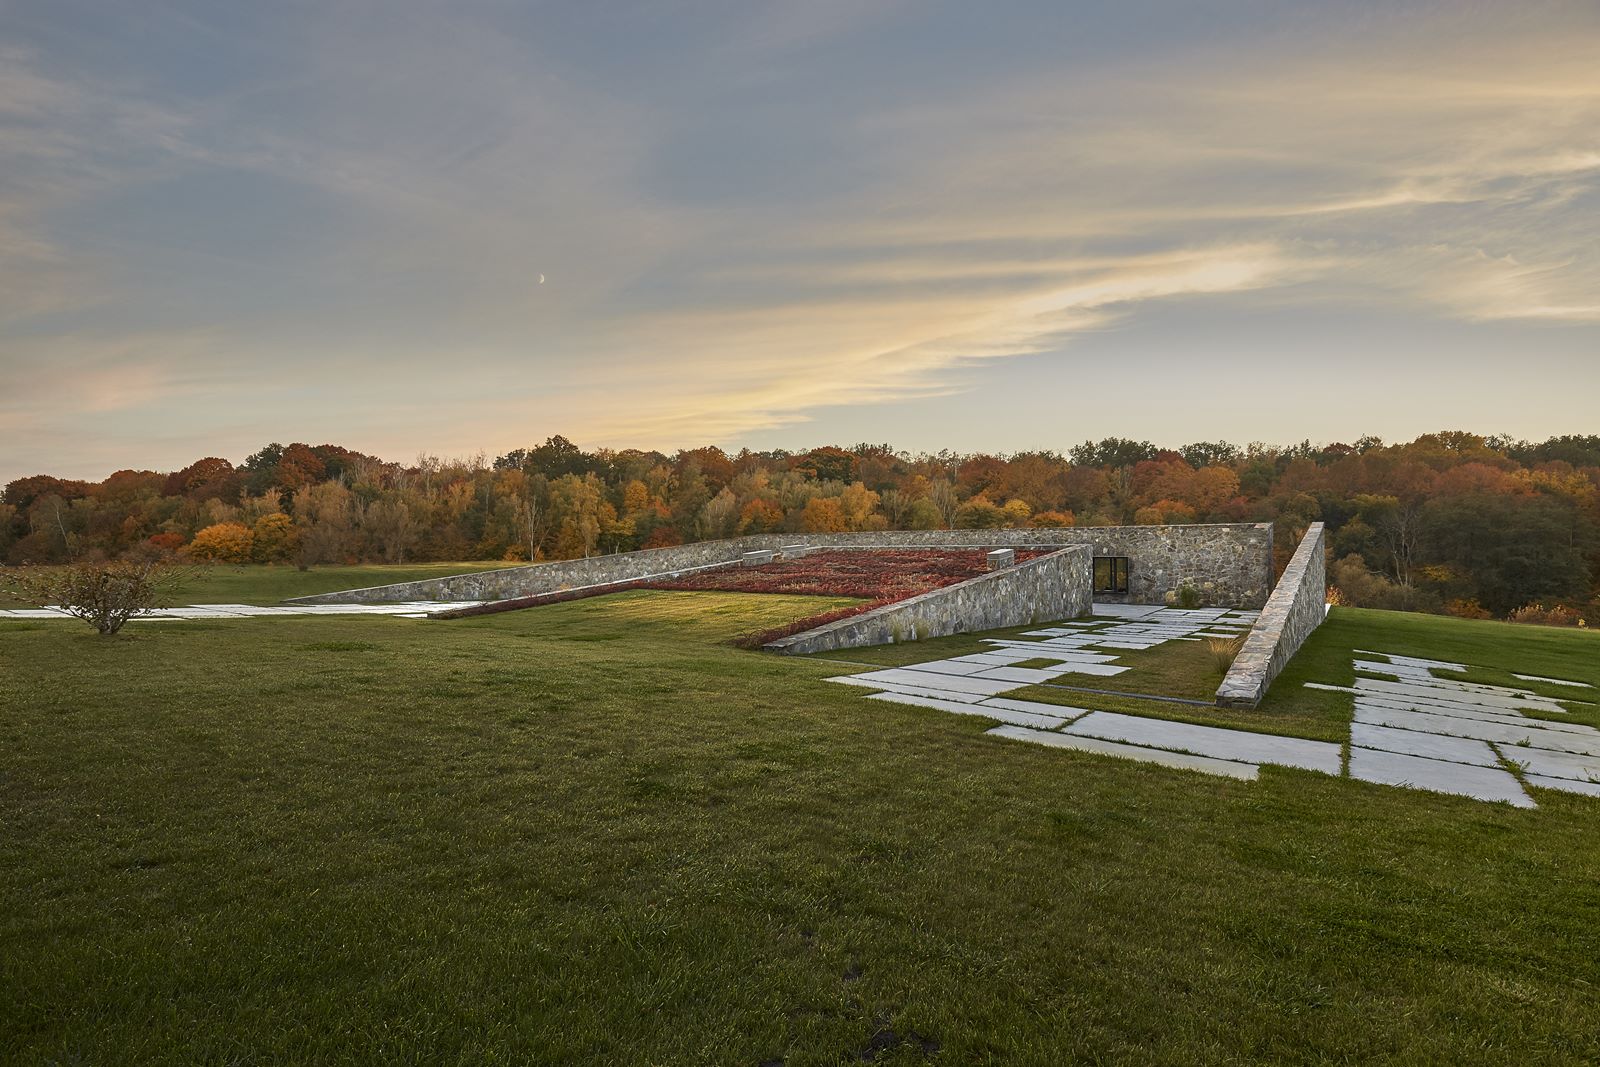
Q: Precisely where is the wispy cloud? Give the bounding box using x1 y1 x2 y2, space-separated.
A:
1 2 1597 478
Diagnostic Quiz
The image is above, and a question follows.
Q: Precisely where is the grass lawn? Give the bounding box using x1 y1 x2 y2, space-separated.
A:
3 592 1600 1063
0 561 520 608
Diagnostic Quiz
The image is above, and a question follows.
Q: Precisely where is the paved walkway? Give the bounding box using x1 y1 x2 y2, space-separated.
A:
0 602 481 621
825 608 1598 808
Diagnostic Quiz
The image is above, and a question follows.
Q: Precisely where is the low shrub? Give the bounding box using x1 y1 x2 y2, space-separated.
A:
0 561 195 635
1507 603 1585 628
1444 598 1491 620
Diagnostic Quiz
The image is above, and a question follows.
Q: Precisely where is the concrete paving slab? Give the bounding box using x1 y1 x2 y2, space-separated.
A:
1493 744 1600 784
979 642 1120 663
1057 662 1132 677
848 668 1019 696
986 725 1259 780
1354 651 1468 673
1348 747 1533 807
867 693 1068 730
896 659 997 677
1350 693 1590 732
1065 712 1343 774
825 676 991 703
1090 603 1165 619
1524 774 1600 798
1513 674 1593 688
971 665 1075 685
1352 705 1600 756
1350 723 1501 767
1353 694 1593 734
980 697 1092 721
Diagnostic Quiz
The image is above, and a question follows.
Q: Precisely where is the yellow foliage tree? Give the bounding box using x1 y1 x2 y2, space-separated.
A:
1000 498 1032 527
187 522 254 563
838 482 881 530
250 513 299 563
800 497 848 533
737 498 785 534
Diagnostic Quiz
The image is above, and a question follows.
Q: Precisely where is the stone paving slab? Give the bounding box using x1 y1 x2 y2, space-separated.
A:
980 697 1092 721
867 693 1068 730
1089 604 1166 619
1350 723 1502 767
1493 744 1600 784
896 659 997 677
1513 673 1593 688
837 668 1019 697
1347 747 1533 807
1065 711 1343 774
1354 679 1570 715
1053 662 1130 677
980 642 1121 663
1353 706 1600 756
1524 774 1600 798
820 617 1598 810
1352 693 1589 732
972 665 1077 685
986 725 1260 780
1354 651 1467 673
826 676 991 703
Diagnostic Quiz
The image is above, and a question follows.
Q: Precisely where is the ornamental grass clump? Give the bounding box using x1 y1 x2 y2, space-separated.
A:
1205 634 1245 674
0 561 195 635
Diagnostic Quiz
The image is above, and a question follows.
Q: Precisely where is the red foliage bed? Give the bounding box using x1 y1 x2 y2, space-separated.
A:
643 549 1050 647
643 549 1046 600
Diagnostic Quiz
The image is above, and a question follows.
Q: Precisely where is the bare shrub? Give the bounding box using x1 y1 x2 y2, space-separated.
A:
0 561 198 635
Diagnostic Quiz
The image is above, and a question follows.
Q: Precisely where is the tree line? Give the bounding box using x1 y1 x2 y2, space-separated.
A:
5 431 1598 622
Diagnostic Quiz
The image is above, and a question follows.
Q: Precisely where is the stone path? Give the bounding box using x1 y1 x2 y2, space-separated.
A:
824 608 1598 809
1314 652 1599 806
0 602 481 621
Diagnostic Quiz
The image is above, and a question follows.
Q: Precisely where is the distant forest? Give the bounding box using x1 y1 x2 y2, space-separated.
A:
6 432 1599 623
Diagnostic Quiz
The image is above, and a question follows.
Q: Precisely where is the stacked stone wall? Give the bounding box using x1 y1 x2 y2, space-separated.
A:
287 524 1273 608
1215 524 1328 709
763 547 1094 655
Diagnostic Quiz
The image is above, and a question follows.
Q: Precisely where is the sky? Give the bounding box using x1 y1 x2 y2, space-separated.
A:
2 0 1598 482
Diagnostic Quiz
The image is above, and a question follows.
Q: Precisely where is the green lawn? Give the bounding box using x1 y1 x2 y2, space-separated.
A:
3 593 1600 1063
0 561 520 608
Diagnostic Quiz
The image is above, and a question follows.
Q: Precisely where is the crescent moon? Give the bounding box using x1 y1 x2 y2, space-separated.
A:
538 273 545 284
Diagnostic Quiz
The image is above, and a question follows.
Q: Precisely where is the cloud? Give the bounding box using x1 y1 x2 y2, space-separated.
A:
1 1 1597 478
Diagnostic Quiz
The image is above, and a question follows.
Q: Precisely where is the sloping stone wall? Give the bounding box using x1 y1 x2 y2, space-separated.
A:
285 539 761 604
287 524 1273 608
1215 523 1327 710
763 546 1094 655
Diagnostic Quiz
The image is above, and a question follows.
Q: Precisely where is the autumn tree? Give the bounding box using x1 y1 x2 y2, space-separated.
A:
250 513 298 563
800 497 848 533
187 522 254 562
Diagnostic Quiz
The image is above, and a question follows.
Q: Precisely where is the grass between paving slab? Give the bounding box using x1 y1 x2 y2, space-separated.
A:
4 591 1600 1063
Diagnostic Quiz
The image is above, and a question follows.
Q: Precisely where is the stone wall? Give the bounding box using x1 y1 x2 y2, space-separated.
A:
288 524 1273 608
763 546 1094 655
1048 524 1274 608
1215 523 1327 709
285 539 774 604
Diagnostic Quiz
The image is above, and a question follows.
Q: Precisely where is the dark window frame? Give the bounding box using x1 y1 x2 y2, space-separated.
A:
1093 555 1130 594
